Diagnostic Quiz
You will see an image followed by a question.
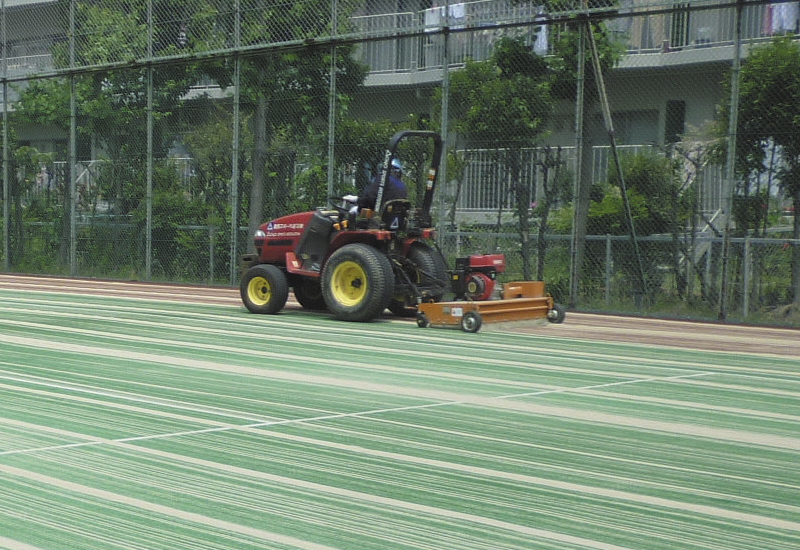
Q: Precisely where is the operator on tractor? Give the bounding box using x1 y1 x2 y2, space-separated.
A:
344 158 407 215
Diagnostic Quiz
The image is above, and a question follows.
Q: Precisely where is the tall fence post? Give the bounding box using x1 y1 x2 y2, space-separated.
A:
719 0 743 319
326 0 338 208
68 0 77 276
1 0 7 271
208 225 215 285
2 80 7 272
437 0 450 248
569 19 586 309
742 235 750 318
229 0 241 286
145 0 153 281
605 234 612 307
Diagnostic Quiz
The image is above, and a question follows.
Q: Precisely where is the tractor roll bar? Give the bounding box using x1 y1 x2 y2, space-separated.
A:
375 130 443 226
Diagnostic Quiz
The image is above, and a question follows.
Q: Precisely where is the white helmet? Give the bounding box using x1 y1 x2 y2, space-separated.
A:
391 158 402 175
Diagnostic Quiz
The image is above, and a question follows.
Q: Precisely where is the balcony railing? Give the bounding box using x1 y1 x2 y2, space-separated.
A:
3 2 798 79
353 0 799 74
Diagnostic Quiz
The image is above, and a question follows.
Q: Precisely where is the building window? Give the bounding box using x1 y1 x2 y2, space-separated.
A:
665 100 686 145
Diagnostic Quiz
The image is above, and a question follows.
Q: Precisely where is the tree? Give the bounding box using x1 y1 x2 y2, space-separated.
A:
231 0 369 242
593 152 687 296
547 6 624 306
533 146 570 281
13 0 223 273
16 0 216 213
441 37 553 279
0 129 54 267
183 100 252 222
720 36 800 305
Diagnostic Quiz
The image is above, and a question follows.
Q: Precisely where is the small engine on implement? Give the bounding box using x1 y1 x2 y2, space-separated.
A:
416 252 565 333
451 253 506 301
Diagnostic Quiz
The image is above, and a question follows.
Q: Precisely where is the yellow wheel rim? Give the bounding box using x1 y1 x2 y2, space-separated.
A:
247 276 271 306
330 260 367 307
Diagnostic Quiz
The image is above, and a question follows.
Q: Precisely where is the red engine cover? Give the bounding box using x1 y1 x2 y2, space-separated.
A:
465 272 496 301
256 211 314 265
468 253 505 273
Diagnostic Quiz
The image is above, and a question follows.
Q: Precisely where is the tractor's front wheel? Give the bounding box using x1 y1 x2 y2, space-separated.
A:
240 264 290 314
322 244 394 322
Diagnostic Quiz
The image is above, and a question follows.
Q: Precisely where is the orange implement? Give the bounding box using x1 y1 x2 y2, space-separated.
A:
416 281 565 333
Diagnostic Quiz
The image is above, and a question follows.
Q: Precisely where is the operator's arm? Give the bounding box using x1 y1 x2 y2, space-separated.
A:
358 179 378 210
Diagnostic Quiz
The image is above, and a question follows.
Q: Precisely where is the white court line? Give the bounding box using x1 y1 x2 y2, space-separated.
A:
5 370 800 542
0 315 729 384
494 371 714 399
0 372 713 458
5 330 799 449
0 536 47 550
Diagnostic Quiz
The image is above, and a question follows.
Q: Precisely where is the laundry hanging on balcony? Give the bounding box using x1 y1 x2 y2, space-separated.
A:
762 1 799 35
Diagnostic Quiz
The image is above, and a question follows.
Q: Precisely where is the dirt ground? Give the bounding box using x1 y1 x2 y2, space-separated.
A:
1 273 798 357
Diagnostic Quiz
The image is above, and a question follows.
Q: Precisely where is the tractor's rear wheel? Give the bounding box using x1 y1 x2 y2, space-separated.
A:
389 242 448 316
322 244 394 322
240 264 289 314
293 277 327 310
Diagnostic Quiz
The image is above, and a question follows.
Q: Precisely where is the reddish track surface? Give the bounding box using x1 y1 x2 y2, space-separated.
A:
2 273 798 357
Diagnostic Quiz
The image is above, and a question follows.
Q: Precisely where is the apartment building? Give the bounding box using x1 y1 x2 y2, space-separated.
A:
2 0 798 216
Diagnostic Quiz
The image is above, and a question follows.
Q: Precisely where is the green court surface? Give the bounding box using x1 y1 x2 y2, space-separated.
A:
0 288 798 550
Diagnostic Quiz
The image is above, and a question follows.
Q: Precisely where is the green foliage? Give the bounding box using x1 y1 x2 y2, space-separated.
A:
599 152 683 236
721 36 800 199
444 37 552 147
131 161 210 278
721 35 800 302
10 80 70 128
733 191 769 234
546 16 624 102
182 101 252 219
291 164 328 212
230 0 369 228
438 37 554 279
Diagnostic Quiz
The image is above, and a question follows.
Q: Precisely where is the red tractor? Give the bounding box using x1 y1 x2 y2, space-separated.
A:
239 130 451 322
240 130 565 330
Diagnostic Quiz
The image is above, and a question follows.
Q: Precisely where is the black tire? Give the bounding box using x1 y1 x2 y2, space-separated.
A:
460 310 482 333
240 264 290 314
293 277 327 310
389 242 448 316
322 243 395 322
409 243 448 300
416 312 429 328
547 303 566 324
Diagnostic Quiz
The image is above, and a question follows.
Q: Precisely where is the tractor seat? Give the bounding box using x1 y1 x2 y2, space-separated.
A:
380 199 411 231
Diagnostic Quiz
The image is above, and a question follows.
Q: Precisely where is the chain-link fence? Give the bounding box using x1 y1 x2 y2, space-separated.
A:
2 0 800 326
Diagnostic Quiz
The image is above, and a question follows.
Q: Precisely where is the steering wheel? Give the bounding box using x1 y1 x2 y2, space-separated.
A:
329 196 357 225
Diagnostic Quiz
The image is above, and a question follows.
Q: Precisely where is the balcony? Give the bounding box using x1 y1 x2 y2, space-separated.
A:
2 1 797 83
352 0 799 84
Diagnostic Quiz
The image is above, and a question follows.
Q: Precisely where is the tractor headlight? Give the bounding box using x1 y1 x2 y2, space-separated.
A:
254 229 266 238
